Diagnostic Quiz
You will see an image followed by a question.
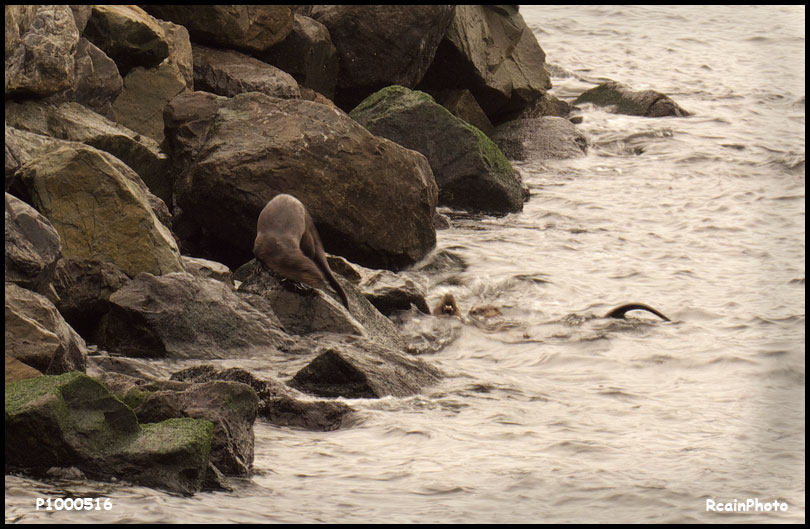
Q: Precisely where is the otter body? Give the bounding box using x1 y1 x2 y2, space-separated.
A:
253 194 349 309
604 303 670 321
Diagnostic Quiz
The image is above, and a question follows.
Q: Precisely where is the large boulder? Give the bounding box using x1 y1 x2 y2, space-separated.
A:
350 85 524 214
192 44 300 99
166 91 438 271
95 272 291 360
5 282 86 375
574 81 690 117
310 5 455 109
5 5 80 97
492 117 588 161
418 5 551 122
5 193 61 293
5 371 214 495
142 5 293 54
18 143 184 278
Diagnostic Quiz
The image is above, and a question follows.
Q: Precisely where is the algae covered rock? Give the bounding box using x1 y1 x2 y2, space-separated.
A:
5 371 214 494
351 85 524 214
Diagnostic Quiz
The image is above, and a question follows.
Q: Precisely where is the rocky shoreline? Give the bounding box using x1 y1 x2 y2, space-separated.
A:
5 5 688 494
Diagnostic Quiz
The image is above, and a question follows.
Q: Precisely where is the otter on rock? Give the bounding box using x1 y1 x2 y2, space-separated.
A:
604 303 670 321
432 293 461 317
253 194 350 310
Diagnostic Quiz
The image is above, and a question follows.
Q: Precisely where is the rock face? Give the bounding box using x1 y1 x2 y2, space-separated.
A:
5 5 80 97
419 5 551 122
350 86 524 214
142 5 293 54
492 117 589 161
5 282 87 375
5 372 214 495
166 91 438 270
574 81 690 117
5 193 62 293
95 272 290 360
310 5 455 109
192 44 300 99
18 143 184 278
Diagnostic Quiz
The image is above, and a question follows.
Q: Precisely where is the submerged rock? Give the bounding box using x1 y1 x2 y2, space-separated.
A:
5 372 214 495
574 81 689 117
492 116 588 161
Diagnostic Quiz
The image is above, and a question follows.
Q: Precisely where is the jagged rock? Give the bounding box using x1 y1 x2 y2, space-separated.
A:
574 81 690 117
351 85 523 214
5 193 61 293
5 371 214 494
357 268 431 316
310 5 455 110
18 143 184 277
95 272 290 360
5 282 86 375
5 5 80 97
492 116 588 161
192 44 300 99
142 5 293 54
419 5 551 122
165 91 438 270
181 256 234 287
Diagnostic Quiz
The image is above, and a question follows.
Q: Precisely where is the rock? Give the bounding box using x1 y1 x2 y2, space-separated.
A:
310 5 455 110
5 371 214 495
143 5 293 54
288 336 443 399
239 266 406 352
492 116 588 161
171 365 354 432
95 272 290 360
18 143 185 278
5 354 43 384
350 85 523 214
419 5 551 122
574 81 690 117
357 269 431 316
260 14 338 99
83 5 169 76
50 257 130 340
181 256 234 287
5 282 87 375
433 89 496 138
192 44 300 99
5 101 173 204
5 5 80 97
5 193 61 293
166 91 438 270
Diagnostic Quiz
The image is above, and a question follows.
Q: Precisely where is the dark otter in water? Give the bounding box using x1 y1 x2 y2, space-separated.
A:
433 293 461 317
604 303 670 321
253 194 349 310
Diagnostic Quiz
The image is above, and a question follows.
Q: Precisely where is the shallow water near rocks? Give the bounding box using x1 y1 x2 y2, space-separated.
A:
5 5 804 523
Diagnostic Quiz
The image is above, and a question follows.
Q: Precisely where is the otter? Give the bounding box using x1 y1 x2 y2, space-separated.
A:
253 194 350 310
604 303 670 322
432 293 461 317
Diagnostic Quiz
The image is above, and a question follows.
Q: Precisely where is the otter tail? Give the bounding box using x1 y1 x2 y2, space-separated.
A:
324 268 350 311
604 303 670 321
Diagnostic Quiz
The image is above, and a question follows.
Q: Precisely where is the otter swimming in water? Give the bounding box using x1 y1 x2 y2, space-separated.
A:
253 194 350 310
604 303 670 321
432 293 461 317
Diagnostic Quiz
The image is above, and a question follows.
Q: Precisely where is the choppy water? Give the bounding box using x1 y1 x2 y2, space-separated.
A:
6 5 805 524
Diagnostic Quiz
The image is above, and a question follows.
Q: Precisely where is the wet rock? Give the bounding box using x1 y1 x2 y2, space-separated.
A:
5 193 61 293
18 143 184 277
166 91 437 270
5 282 86 375
357 268 431 316
288 336 443 399
492 117 589 161
5 101 173 204
5 371 213 495
574 81 690 117
310 5 455 109
419 5 551 122
95 271 290 360
172 365 354 432
50 257 129 340
192 44 300 99
5 5 80 97
351 85 523 214
260 14 338 99
143 5 293 54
